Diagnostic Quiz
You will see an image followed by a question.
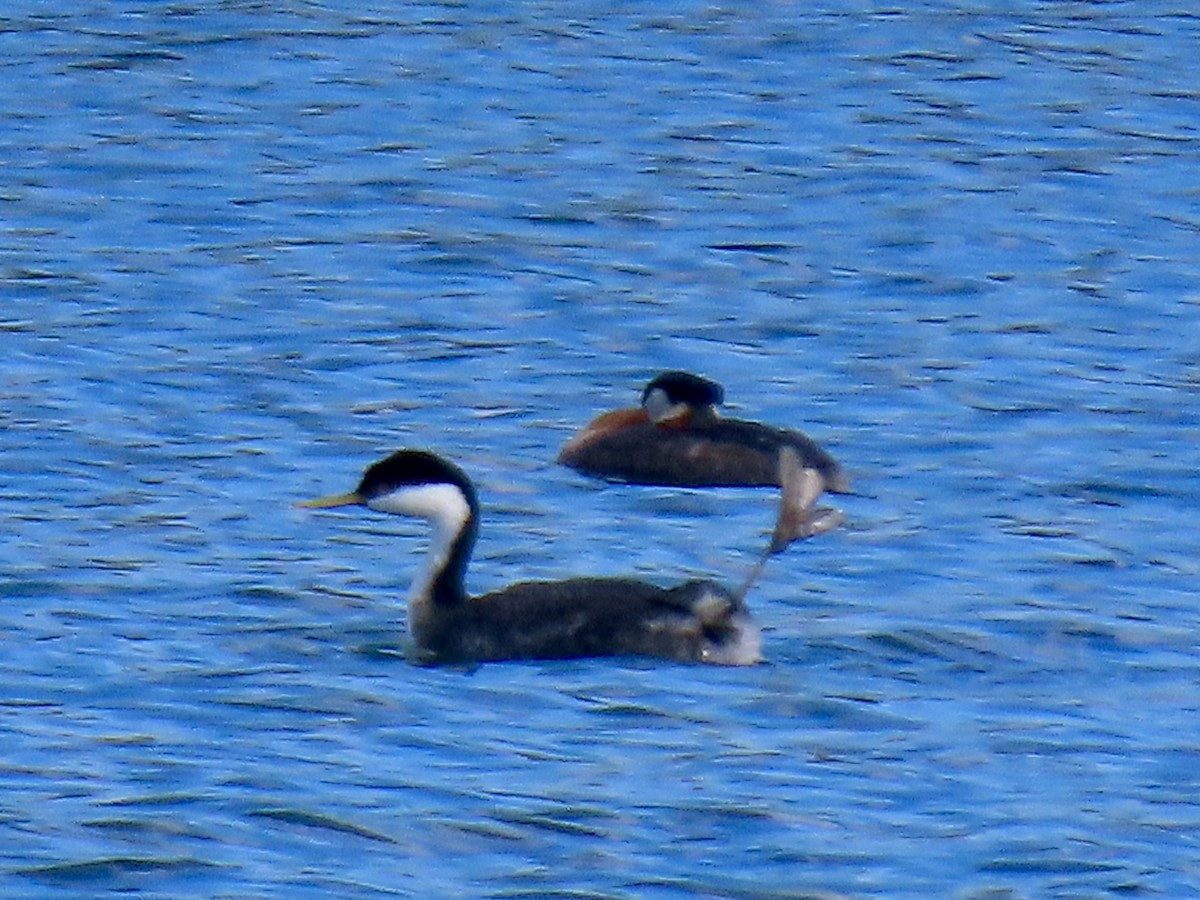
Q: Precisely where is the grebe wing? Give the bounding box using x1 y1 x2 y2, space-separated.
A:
557 422 778 486
477 577 738 621
693 419 849 491
418 577 745 664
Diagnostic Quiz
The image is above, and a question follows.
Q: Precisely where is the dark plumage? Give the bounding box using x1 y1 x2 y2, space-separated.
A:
562 418 845 489
413 576 752 665
641 370 725 411
559 371 850 491
301 448 840 666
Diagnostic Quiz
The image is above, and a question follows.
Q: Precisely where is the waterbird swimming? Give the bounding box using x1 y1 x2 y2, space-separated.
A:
558 371 850 491
300 446 841 665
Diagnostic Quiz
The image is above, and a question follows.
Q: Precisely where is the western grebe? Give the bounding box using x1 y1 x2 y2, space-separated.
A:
300 447 841 665
558 371 850 492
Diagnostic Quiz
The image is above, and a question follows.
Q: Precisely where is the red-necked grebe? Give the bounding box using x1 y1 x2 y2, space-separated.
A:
300 447 840 665
558 371 850 491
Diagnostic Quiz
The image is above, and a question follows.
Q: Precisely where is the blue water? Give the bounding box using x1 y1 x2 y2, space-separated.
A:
3 2 1199 896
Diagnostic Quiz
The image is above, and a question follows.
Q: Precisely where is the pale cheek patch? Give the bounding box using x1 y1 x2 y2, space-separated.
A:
369 482 472 561
369 483 471 535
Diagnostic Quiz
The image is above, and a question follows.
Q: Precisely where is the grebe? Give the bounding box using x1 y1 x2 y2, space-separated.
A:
558 371 850 492
300 447 841 665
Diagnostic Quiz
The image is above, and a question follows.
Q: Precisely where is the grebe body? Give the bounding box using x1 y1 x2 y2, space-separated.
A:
409 575 759 666
559 371 849 491
301 448 839 666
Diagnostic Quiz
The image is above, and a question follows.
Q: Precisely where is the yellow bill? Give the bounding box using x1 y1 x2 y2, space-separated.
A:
296 491 364 509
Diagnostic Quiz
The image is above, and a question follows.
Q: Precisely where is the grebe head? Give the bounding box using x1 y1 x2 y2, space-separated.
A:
301 450 479 611
641 371 724 424
302 450 475 524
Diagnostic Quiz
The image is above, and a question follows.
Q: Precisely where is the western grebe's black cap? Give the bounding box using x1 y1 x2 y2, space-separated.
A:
357 449 475 504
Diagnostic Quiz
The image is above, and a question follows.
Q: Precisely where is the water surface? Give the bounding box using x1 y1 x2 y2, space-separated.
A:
3 2 1199 897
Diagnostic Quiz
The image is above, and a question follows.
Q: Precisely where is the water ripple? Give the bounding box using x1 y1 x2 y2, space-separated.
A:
2 2 1199 897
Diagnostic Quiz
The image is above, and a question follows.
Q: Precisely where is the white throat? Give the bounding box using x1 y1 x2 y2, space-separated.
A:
643 387 688 424
367 482 472 619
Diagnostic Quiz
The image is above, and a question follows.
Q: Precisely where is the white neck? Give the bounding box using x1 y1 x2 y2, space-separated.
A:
366 483 472 631
642 387 680 423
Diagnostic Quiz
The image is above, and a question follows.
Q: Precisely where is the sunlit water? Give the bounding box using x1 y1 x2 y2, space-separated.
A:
3 2 1199 897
